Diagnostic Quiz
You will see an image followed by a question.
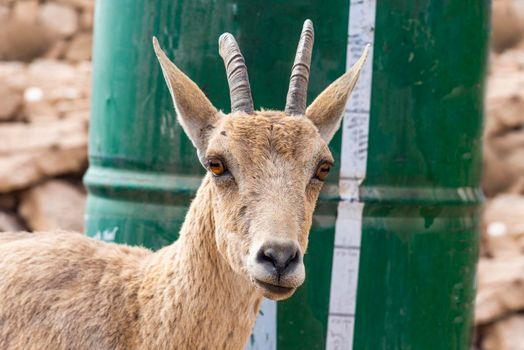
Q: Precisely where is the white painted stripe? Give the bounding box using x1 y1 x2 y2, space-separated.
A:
340 1 376 190
245 299 277 350
326 0 376 349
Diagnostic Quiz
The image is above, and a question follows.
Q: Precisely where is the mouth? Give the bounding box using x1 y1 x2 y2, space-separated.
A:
254 279 294 295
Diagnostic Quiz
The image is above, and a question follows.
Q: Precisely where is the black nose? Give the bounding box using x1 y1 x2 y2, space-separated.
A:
256 241 301 275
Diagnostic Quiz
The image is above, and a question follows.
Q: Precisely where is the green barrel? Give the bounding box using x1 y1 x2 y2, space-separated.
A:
337 2 489 350
85 1 489 349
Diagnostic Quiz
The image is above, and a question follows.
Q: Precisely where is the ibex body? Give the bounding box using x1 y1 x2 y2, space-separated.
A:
0 20 367 349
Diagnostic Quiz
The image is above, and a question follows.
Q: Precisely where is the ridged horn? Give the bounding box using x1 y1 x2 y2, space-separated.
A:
218 33 254 114
285 19 314 116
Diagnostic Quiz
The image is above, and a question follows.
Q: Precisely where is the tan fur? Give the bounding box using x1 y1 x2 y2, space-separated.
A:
0 179 259 349
0 38 367 349
306 45 369 141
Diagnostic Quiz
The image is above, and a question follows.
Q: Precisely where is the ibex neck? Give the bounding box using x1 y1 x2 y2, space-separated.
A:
138 176 262 350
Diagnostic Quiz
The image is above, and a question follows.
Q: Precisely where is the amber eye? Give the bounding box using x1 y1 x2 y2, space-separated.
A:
208 158 226 176
315 162 332 181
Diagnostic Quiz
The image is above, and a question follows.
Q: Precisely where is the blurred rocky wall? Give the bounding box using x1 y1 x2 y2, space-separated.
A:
0 0 92 233
476 0 524 349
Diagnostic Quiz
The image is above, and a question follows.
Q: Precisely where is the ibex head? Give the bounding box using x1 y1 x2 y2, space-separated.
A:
154 20 368 300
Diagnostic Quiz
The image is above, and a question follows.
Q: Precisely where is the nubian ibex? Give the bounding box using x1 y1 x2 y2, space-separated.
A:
0 20 368 349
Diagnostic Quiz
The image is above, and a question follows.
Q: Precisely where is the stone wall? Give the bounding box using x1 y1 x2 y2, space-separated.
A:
1 0 524 348
475 1 524 349
0 0 92 232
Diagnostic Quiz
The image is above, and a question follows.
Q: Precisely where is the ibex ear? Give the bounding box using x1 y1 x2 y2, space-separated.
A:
153 37 218 154
305 46 369 143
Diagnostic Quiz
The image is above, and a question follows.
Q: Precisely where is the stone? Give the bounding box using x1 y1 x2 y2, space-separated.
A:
27 60 90 100
490 49 524 76
19 179 85 232
0 59 91 121
13 0 39 23
0 62 28 91
44 40 68 60
0 211 24 232
475 257 524 324
483 51 524 196
482 315 524 350
22 86 59 122
0 194 17 211
0 20 54 62
38 2 79 38
491 0 524 52
65 33 92 62
64 109 90 123
55 0 94 11
483 195 524 258
55 98 90 114
79 9 93 30
0 119 88 193
0 5 11 23
0 84 22 121
28 59 77 83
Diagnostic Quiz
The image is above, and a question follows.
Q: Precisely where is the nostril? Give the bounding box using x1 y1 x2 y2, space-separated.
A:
256 242 301 275
284 249 299 269
257 247 278 267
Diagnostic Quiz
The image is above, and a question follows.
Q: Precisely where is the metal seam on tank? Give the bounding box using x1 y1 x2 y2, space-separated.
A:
85 164 483 206
359 185 484 205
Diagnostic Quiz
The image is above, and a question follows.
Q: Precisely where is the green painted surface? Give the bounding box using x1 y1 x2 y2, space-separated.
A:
353 1 489 349
86 0 235 247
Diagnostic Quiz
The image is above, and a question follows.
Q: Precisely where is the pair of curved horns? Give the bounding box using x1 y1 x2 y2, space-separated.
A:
219 19 314 115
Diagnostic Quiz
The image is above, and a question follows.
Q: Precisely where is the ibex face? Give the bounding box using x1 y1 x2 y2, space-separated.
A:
154 20 368 300
204 112 331 300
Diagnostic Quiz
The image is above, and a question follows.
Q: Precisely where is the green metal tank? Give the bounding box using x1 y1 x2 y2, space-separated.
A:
85 0 489 349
